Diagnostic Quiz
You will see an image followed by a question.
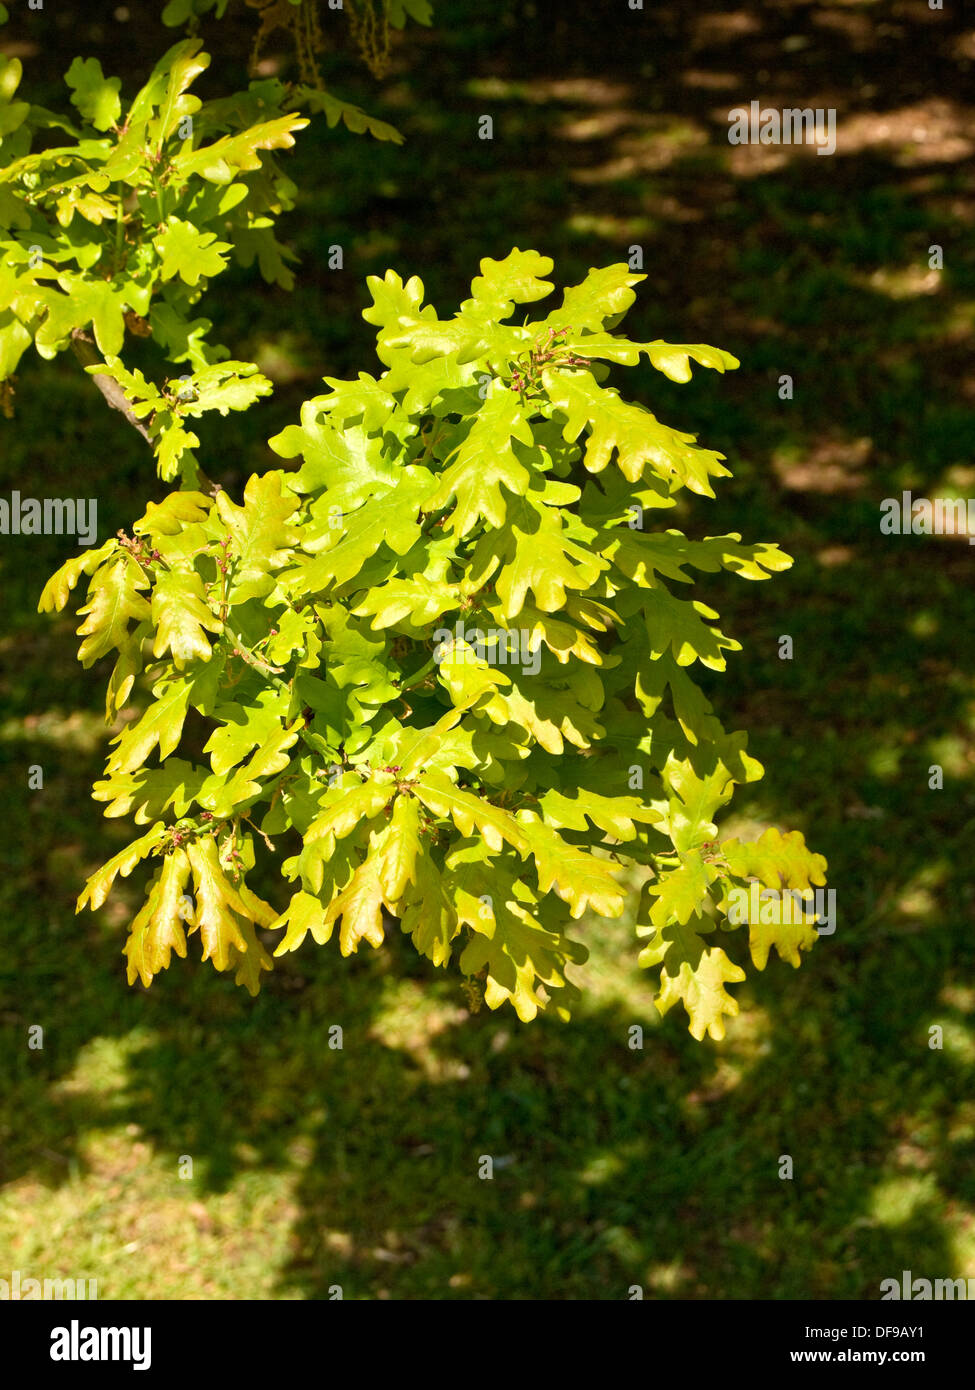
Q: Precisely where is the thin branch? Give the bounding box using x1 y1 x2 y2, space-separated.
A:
70 329 152 444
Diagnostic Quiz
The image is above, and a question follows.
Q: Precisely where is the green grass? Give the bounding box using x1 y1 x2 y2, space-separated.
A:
1 0 974 1299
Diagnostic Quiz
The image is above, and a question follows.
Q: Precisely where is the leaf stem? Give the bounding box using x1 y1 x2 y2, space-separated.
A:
221 625 338 767
400 653 438 691
114 207 125 275
223 624 287 685
151 173 166 226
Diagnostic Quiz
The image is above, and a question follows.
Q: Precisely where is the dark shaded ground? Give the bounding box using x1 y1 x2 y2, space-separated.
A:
1 0 974 1298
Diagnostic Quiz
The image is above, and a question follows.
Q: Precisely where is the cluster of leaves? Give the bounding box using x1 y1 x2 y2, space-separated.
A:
41 250 827 1038
0 35 401 466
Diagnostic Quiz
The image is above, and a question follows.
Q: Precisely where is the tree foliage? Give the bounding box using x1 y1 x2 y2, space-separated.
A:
0 28 403 449
3 11 825 1039
41 250 827 1038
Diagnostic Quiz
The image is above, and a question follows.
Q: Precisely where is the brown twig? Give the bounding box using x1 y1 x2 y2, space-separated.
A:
69 329 152 444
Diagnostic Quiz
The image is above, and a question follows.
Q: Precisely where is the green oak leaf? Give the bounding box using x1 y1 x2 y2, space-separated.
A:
475 497 606 620
286 467 433 592
459 249 555 323
151 571 221 666
106 676 194 775
538 788 661 841
154 217 232 285
518 814 626 919
75 556 151 666
292 86 402 144
400 841 458 967
543 367 732 495
77 822 169 912
215 471 298 603
639 916 745 1042
169 113 308 183
721 827 828 891
423 386 533 536
452 846 587 1022
186 835 275 974
123 849 191 987
64 57 122 133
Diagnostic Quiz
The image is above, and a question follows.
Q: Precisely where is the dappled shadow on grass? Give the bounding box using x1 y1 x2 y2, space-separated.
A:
1 0 975 1297
3 859 972 1297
